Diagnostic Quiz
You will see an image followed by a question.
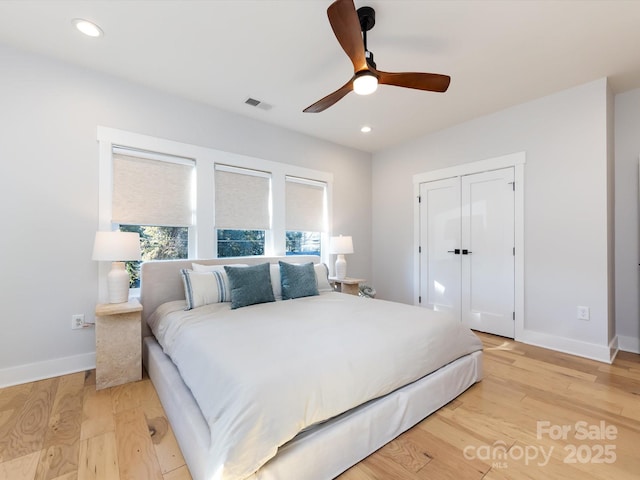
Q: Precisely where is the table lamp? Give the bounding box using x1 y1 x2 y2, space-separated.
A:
329 235 354 280
92 231 141 303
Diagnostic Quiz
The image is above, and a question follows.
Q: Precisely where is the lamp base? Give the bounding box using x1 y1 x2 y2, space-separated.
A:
107 261 130 303
335 254 347 280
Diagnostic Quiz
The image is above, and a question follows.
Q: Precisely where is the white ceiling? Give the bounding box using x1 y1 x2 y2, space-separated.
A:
1 0 639 153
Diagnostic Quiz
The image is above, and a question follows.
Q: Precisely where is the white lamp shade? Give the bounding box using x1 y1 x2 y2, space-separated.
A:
329 235 354 255
92 231 141 261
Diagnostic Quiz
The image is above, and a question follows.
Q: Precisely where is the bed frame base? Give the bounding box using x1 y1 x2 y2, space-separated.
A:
144 336 482 480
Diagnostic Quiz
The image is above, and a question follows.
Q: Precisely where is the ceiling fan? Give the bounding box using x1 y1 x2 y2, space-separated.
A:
304 0 451 113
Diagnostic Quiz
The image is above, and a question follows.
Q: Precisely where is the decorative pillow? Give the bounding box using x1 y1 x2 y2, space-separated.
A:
270 263 282 300
314 263 332 292
180 269 230 310
192 263 247 272
224 263 276 309
279 261 319 300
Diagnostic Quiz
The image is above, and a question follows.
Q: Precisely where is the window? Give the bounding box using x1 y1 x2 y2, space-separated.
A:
120 225 189 287
98 127 334 294
111 148 194 285
285 176 326 256
214 165 271 257
286 231 321 256
217 229 265 257
112 150 194 227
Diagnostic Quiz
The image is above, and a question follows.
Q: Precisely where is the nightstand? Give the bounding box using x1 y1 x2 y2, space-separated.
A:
328 276 366 296
95 298 142 390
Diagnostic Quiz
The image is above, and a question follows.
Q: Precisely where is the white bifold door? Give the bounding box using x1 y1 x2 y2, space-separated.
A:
419 167 515 338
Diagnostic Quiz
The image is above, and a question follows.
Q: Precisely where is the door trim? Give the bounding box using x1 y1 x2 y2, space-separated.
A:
413 151 525 340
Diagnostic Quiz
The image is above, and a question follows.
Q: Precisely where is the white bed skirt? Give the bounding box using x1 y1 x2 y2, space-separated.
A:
143 336 482 480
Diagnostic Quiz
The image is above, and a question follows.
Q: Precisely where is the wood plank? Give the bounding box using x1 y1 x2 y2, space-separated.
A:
143 405 186 475
35 373 85 480
110 379 161 414
0 451 40 480
620 401 640 422
338 460 384 480
48 473 76 480
162 465 192 480
0 411 14 433
401 421 490 477
114 407 163 480
0 383 33 413
416 457 486 480
361 434 432 478
597 363 640 382
77 432 120 480
0 378 58 463
80 386 114 441
418 413 499 457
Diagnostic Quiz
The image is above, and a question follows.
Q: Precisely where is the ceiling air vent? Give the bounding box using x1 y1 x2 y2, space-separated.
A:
244 97 273 111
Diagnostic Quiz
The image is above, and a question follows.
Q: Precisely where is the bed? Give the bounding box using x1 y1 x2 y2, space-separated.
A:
140 255 483 480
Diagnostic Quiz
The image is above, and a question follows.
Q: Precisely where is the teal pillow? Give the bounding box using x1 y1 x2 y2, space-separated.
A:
279 261 319 300
224 263 276 309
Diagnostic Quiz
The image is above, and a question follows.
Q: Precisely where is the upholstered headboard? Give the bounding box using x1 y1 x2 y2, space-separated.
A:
139 255 321 337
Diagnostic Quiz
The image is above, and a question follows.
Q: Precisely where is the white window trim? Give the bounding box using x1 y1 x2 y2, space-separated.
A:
97 126 333 300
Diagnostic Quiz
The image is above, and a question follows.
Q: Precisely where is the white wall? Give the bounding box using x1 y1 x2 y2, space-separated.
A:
0 44 372 387
372 79 615 361
614 88 640 353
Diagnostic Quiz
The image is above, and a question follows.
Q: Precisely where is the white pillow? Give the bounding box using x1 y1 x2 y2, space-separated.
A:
191 263 247 296
314 263 332 292
192 262 247 272
180 269 230 309
270 264 282 300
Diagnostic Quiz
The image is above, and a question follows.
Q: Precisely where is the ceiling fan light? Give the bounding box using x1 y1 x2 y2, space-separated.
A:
353 73 378 95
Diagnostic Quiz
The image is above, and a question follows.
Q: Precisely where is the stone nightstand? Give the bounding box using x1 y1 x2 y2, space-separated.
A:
328 277 366 296
95 298 142 390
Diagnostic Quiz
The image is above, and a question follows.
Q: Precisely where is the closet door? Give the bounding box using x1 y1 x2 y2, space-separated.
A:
418 167 515 338
419 177 461 319
461 168 515 337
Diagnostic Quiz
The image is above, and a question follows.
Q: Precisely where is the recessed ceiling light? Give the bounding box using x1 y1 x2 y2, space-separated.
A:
360 126 372 133
72 18 103 37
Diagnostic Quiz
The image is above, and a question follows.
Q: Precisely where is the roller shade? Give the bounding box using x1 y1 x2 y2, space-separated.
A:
215 166 271 230
112 152 194 227
286 177 326 232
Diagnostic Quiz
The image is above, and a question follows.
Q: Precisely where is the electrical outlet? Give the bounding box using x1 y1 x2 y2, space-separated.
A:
71 314 85 329
577 306 590 321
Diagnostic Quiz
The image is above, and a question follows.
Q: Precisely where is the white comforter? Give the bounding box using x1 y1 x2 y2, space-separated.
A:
148 292 482 480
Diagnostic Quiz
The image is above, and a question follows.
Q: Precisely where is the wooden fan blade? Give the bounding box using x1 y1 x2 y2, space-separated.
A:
327 0 368 72
376 70 451 93
303 78 354 113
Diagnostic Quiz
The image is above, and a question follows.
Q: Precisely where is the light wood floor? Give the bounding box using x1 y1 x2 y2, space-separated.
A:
1 333 639 480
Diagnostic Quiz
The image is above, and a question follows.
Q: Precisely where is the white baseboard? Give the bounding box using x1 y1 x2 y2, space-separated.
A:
617 335 640 354
0 352 96 388
518 329 617 364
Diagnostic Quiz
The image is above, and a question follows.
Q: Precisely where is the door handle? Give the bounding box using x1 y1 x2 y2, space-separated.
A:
447 249 461 254
462 249 472 255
